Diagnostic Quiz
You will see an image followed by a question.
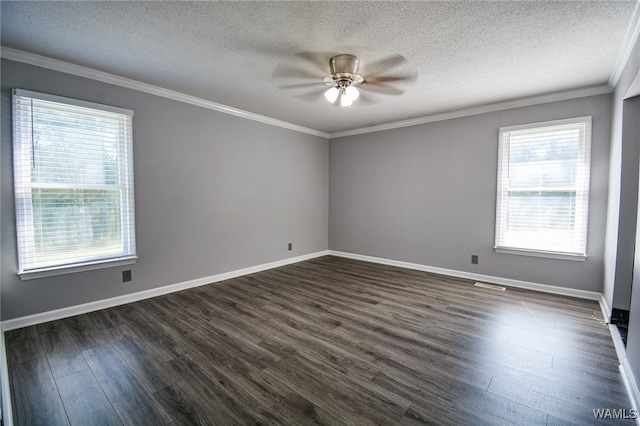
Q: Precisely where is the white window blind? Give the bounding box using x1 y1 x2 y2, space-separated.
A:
495 117 591 260
13 89 137 278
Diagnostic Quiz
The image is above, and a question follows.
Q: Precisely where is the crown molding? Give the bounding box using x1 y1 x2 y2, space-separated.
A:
328 85 611 139
0 47 617 141
0 47 330 139
609 0 640 89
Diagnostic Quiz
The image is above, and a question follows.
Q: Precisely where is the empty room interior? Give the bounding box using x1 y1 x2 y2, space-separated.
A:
2 1 640 425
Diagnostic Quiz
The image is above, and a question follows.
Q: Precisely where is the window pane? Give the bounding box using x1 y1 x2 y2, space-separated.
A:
503 191 580 253
509 160 578 189
13 89 136 275
509 129 580 163
31 189 123 264
495 117 591 256
507 190 576 228
31 102 123 186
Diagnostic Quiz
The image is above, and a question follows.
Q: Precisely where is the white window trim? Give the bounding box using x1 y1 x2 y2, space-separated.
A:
494 116 592 261
14 88 134 116
13 88 137 279
18 256 138 280
494 247 586 262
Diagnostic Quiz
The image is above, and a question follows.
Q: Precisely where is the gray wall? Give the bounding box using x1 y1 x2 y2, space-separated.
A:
630 164 640 402
612 98 640 310
330 95 611 292
608 34 640 407
1 59 329 320
605 34 640 313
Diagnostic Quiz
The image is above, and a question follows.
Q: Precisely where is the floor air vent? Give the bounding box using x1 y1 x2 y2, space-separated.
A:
474 282 506 291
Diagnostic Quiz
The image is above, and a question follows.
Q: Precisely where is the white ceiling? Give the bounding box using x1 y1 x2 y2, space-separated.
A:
1 1 639 135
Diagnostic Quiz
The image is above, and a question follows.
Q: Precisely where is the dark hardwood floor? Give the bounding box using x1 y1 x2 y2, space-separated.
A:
5 256 635 425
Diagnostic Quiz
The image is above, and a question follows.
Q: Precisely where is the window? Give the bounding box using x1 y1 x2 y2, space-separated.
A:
13 89 136 279
495 117 591 261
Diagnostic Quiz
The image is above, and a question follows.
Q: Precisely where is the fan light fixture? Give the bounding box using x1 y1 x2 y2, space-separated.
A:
323 54 364 107
324 84 360 107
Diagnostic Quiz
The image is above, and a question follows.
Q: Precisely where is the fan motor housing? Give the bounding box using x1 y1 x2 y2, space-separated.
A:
330 54 359 75
329 54 364 85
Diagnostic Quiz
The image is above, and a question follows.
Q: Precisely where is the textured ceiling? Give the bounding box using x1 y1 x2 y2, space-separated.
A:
1 1 638 134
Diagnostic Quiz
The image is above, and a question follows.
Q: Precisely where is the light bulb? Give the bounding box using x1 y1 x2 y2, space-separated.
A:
340 93 353 107
324 87 339 103
345 85 359 101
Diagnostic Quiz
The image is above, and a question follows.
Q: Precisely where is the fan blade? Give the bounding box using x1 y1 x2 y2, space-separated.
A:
292 88 326 102
358 54 417 98
354 91 378 105
365 75 417 84
360 54 408 76
276 82 323 90
273 64 323 81
295 51 332 74
361 82 407 96
323 77 336 86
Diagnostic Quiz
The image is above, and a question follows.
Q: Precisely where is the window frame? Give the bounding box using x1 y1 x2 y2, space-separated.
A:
12 88 137 280
494 116 592 262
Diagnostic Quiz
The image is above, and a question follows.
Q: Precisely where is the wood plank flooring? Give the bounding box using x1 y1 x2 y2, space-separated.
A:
5 256 635 425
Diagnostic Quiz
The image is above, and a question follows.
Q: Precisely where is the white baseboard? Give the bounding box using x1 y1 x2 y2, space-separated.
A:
1 249 606 330
328 250 602 301
610 325 640 425
600 293 613 324
1 250 329 332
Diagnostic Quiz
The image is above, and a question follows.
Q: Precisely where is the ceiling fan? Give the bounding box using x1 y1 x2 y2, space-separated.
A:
322 54 364 107
273 52 417 107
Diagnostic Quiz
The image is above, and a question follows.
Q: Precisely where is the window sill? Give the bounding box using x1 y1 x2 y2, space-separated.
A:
18 256 138 280
494 247 586 262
